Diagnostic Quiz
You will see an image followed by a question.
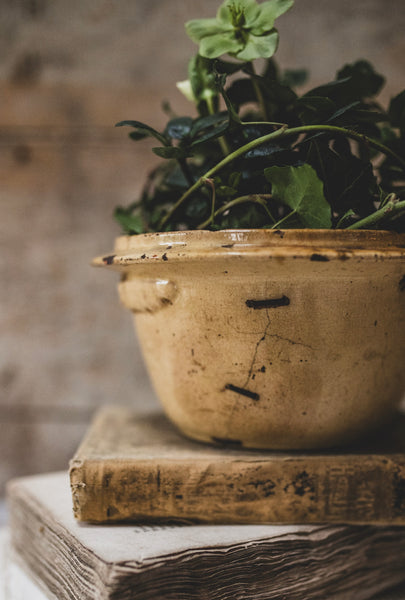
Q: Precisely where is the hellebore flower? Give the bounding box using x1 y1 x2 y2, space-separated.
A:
176 79 197 103
185 0 294 62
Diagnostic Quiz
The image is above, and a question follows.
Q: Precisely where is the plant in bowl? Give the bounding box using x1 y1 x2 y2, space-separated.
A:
95 0 405 449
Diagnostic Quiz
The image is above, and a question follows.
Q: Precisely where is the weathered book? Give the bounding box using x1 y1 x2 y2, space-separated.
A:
69 405 405 524
2 530 49 600
4 555 405 600
7 472 405 600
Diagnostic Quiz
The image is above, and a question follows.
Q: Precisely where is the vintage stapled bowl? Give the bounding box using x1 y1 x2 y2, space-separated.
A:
95 229 405 450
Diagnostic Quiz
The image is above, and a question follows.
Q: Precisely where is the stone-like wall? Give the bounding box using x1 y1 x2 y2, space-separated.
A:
1 0 404 492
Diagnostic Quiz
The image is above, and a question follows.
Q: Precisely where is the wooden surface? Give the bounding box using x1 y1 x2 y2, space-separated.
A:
2 0 405 494
70 406 405 524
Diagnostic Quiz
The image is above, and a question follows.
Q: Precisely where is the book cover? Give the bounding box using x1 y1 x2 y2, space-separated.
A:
69 406 405 524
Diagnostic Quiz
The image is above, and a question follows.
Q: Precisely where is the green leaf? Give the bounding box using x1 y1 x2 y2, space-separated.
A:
162 163 190 189
227 78 256 109
229 172 242 189
216 184 238 197
296 96 336 124
381 126 398 145
263 0 294 18
190 113 229 138
249 0 294 33
220 0 259 25
261 58 279 80
214 72 241 126
346 108 388 124
115 120 169 146
326 101 361 123
305 61 385 109
281 68 308 88
336 209 356 229
128 131 149 141
190 120 229 146
199 31 243 59
214 58 245 75
259 76 297 106
304 139 377 218
185 18 231 44
152 146 191 159
389 90 405 136
389 90 405 124
188 55 218 103
264 164 332 228
236 30 279 61
164 117 193 140
337 60 385 100
114 207 144 234
305 78 351 98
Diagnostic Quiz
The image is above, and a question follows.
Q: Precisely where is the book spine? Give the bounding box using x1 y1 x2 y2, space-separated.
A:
69 455 405 524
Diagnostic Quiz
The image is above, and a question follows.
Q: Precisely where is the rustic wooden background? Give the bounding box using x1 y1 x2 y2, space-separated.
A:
1 0 405 493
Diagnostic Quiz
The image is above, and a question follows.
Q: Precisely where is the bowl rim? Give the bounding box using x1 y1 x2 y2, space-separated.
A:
93 229 405 269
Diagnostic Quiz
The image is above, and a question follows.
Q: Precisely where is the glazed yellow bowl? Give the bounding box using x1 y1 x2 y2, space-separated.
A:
95 229 405 449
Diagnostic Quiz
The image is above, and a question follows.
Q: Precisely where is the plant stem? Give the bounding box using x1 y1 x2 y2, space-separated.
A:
245 62 269 121
158 126 286 229
271 208 297 229
347 199 405 230
241 120 286 127
197 194 274 229
158 124 405 230
284 125 405 169
178 158 194 186
206 95 231 156
203 178 217 228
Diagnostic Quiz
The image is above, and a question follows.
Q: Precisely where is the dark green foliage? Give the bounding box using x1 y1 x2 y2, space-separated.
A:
115 58 405 233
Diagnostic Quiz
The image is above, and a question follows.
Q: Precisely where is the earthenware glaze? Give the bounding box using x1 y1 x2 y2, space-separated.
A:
95 229 405 449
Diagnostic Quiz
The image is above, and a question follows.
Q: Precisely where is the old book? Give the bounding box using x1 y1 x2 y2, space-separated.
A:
7 472 405 600
1 562 404 600
1 532 49 600
69 405 405 524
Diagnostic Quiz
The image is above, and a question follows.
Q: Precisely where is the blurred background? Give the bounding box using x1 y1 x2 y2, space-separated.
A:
1 0 405 495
